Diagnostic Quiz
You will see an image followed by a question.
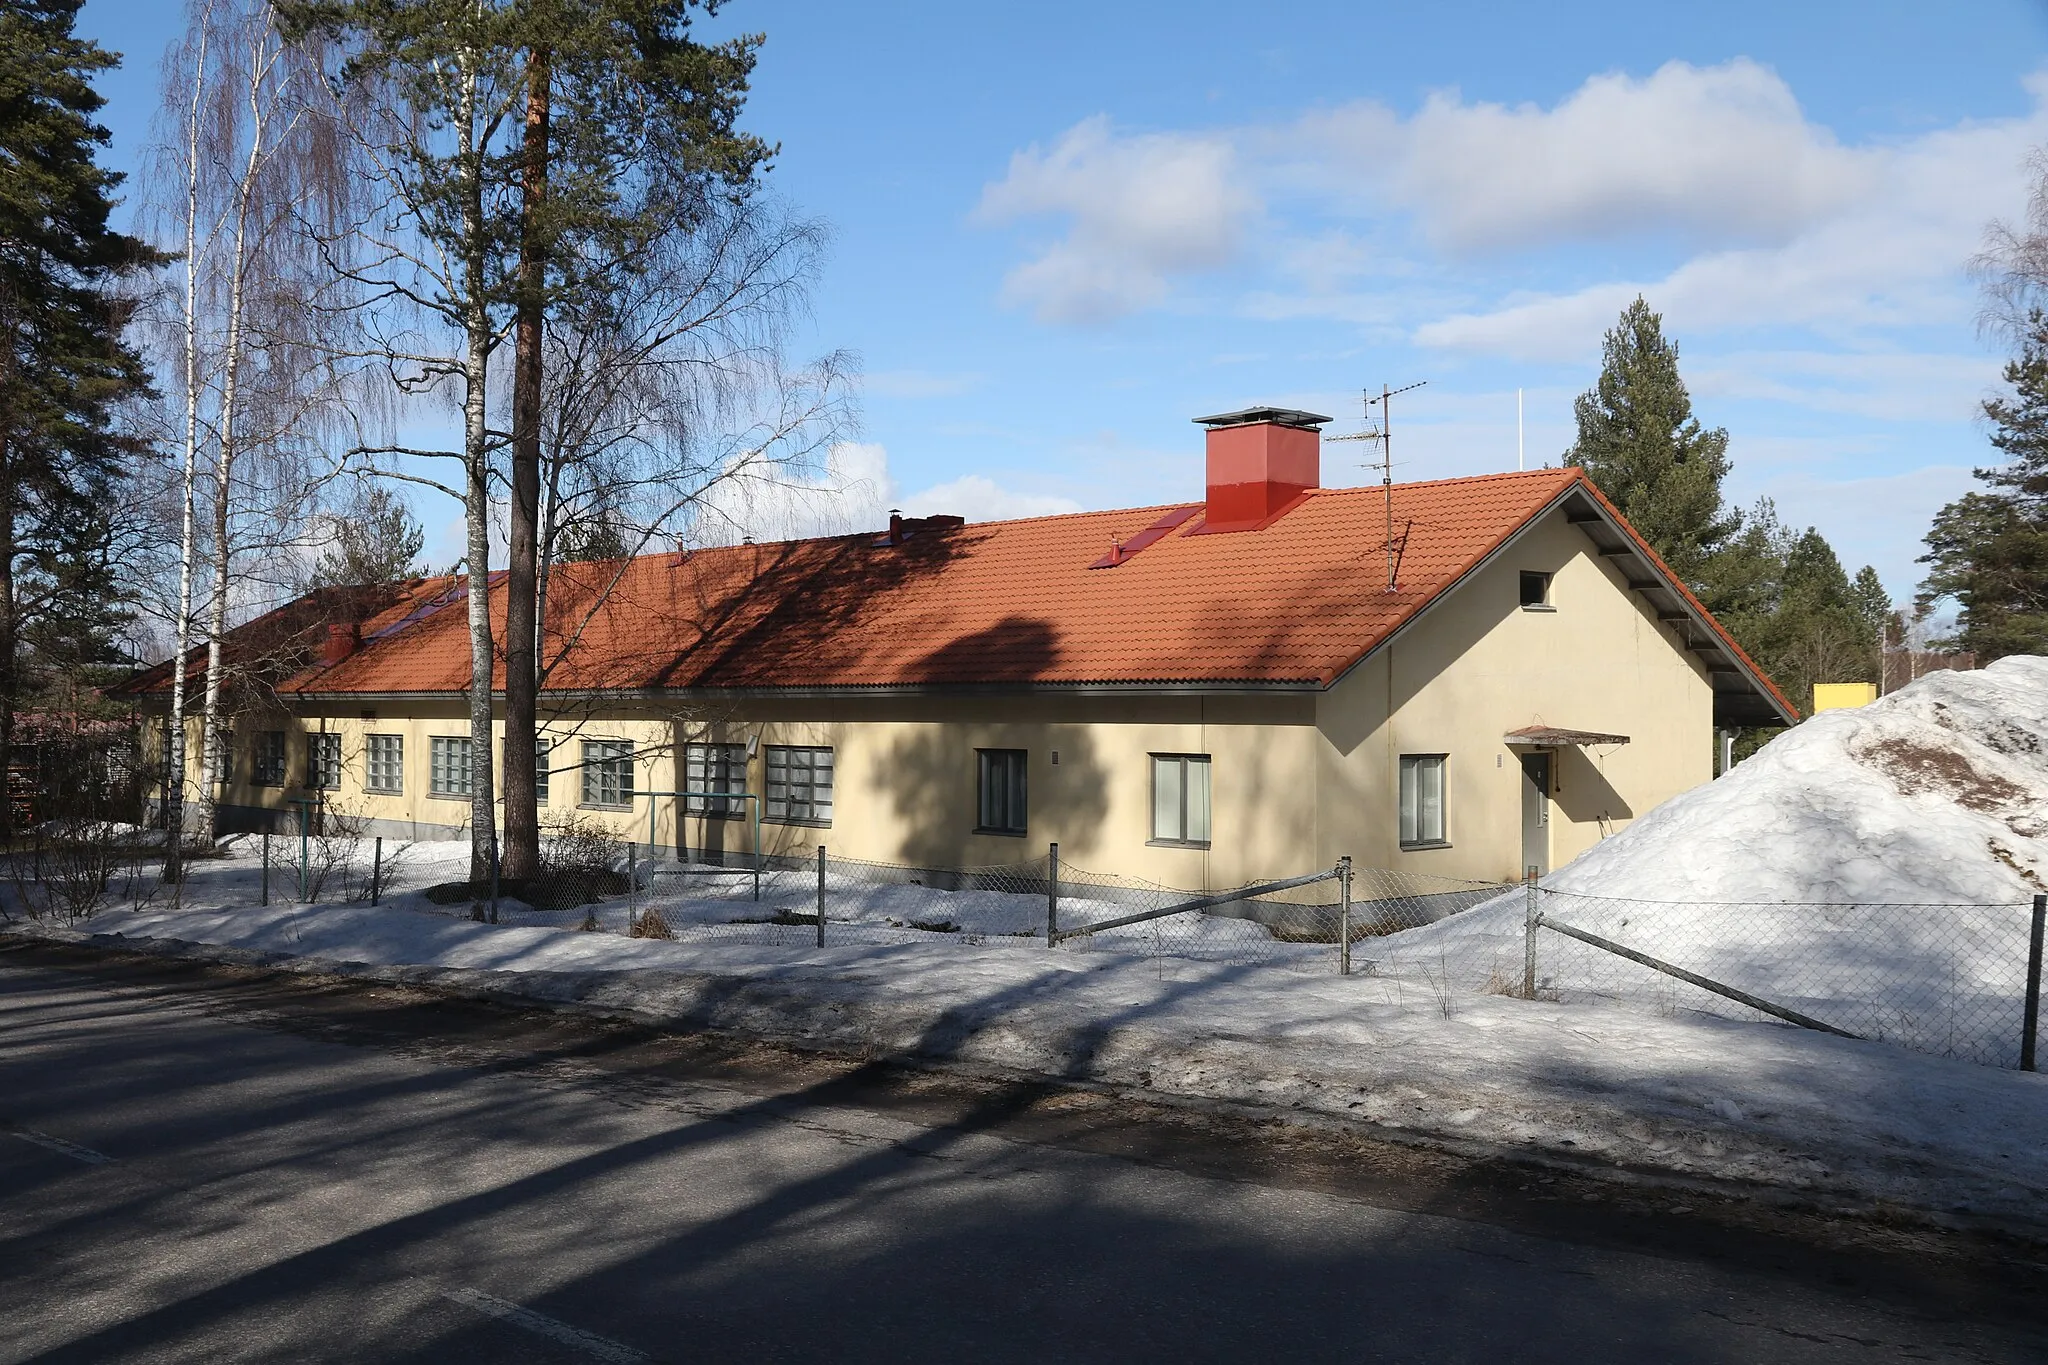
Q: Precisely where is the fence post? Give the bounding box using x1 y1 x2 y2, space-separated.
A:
1338 856 1353 977
1522 866 1539 999
816 844 826 948
2024 893 2046 1073
370 836 383 907
261 832 270 906
1046 841 1059 947
627 842 638 933
489 842 501 924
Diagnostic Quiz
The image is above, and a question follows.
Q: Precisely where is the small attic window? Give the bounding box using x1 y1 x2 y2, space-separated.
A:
1520 571 1553 610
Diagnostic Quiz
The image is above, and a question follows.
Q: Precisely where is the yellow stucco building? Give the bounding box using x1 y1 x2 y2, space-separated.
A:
125 408 1793 887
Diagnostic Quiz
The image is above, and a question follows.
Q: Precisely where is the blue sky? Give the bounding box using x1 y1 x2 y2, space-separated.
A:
75 1 2048 599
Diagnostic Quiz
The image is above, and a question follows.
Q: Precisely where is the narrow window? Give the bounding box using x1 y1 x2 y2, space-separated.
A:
430 736 473 797
581 739 634 808
765 745 834 825
1399 754 1449 848
308 733 343 790
684 742 748 816
1519 571 1552 609
159 722 175 789
1150 754 1211 845
365 734 403 794
254 731 287 787
533 737 550 805
976 749 1028 834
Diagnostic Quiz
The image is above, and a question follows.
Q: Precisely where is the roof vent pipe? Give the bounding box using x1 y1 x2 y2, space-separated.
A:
1192 406 1329 533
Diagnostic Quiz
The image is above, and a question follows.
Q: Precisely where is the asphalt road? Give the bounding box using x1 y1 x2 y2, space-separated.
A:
2 942 2045 1364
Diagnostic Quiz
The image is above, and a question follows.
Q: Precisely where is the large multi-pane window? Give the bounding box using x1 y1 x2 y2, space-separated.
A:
533 738 550 805
254 731 287 787
1398 754 1449 848
308 732 343 790
581 739 634 808
765 745 833 825
976 749 1028 834
684 742 748 816
366 734 403 793
1150 754 1211 845
430 736 473 797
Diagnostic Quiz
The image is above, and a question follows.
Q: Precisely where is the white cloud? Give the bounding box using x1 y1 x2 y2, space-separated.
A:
975 115 1258 324
901 474 1081 523
691 441 893 545
1411 86 2048 361
979 62 2048 363
1390 60 1876 252
1689 351 2000 423
689 442 1078 543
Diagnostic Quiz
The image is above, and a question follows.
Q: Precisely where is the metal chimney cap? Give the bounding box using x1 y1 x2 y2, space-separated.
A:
1192 406 1333 431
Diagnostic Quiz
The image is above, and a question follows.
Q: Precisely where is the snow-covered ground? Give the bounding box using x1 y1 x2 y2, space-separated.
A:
15 896 2048 1234
8 660 2048 1228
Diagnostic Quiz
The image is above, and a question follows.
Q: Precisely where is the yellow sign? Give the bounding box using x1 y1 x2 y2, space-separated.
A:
1812 682 1878 714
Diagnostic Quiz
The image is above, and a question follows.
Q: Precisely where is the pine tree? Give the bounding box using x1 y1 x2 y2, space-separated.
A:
306 485 425 587
1565 297 1740 588
285 0 773 883
1918 310 2048 661
0 0 164 836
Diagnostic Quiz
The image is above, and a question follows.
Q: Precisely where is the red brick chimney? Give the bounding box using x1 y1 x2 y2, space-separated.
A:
1193 407 1329 532
318 622 358 667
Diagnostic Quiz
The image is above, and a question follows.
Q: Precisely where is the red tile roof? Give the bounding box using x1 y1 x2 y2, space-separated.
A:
116 468 1793 716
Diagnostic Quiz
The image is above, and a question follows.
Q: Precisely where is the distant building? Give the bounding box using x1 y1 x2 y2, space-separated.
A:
119 407 1792 885
1812 682 1879 714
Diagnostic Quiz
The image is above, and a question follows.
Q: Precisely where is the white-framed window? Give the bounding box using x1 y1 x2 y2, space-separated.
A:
765 745 833 825
1399 754 1449 848
308 732 343 790
1150 754 1211 845
976 749 1028 835
254 731 287 787
533 738 550 805
365 734 403 794
685 742 748 816
581 739 634 808
430 736 473 797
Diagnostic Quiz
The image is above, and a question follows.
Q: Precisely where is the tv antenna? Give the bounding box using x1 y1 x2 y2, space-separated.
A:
1330 381 1426 591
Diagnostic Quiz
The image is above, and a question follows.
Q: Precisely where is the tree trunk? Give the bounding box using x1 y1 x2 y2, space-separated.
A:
165 23 209 884
0 422 15 845
457 53 498 896
500 47 549 883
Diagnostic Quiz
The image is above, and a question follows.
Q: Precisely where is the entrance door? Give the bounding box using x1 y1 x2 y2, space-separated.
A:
1520 752 1551 878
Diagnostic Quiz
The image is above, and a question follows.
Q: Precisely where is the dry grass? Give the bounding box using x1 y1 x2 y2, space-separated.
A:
630 908 674 940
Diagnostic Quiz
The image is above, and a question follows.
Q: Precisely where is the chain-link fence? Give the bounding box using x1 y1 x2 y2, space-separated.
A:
1369 883 2048 1070
15 821 2045 1073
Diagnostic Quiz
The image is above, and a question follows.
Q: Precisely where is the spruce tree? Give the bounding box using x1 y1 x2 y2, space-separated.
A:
0 0 162 835
1918 309 2048 662
1565 297 1739 587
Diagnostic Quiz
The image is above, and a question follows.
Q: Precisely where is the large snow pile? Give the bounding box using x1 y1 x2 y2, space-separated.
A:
1550 654 2048 904
1377 657 2048 1063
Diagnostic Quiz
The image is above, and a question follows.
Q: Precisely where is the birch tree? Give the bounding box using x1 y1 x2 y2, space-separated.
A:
145 0 351 853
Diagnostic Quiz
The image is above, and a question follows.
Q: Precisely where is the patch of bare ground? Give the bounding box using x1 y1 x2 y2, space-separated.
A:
1857 737 2034 818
